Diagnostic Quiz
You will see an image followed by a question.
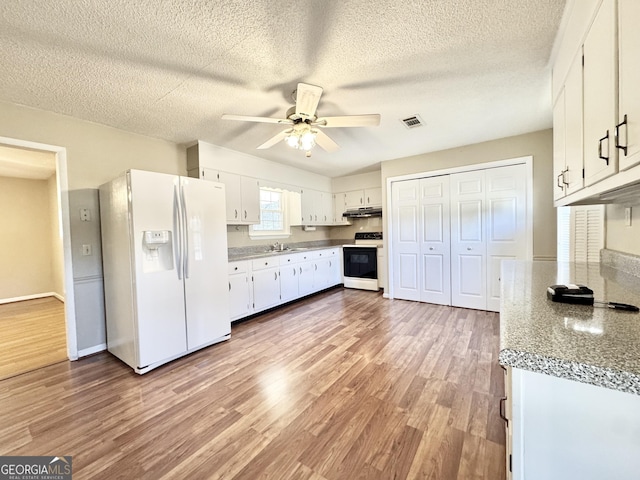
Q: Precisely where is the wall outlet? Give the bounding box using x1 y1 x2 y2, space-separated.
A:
80 208 91 222
625 207 632 227
82 244 92 256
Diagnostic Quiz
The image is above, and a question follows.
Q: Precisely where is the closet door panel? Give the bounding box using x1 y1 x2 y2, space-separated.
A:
451 170 487 310
419 176 451 305
486 164 527 312
392 180 420 301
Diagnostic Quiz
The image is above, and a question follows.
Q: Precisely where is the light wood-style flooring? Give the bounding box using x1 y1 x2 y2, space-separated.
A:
0 288 505 479
0 297 67 381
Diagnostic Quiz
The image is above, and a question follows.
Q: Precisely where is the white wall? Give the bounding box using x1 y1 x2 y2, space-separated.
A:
606 204 640 256
381 129 556 261
331 171 381 192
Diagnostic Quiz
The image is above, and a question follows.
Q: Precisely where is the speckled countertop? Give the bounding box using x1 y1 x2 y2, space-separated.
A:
499 258 640 395
228 239 350 262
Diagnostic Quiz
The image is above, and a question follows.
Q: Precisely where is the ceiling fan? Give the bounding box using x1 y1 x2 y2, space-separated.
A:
222 83 380 157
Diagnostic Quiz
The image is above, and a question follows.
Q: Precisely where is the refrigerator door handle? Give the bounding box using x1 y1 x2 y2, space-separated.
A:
173 184 183 280
180 183 190 279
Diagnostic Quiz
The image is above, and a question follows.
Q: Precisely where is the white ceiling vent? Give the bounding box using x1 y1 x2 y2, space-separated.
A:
400 114 424 129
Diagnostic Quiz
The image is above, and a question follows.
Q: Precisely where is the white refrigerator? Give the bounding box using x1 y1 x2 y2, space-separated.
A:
100 169 230 374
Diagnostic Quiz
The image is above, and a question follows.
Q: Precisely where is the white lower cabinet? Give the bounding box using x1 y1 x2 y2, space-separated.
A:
228 248 342 321
228 261 251 321
509 368 640 480
251 257 280 311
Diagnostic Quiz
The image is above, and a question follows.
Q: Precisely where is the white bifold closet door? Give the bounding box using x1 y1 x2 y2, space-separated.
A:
450 164 527 311
419 175 451 305
391 176 451 305
391 179 421 301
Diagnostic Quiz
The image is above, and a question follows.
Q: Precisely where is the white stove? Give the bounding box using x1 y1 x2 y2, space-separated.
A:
343 232 383 291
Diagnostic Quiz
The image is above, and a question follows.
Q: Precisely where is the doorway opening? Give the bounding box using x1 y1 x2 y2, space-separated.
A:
0 136 77 380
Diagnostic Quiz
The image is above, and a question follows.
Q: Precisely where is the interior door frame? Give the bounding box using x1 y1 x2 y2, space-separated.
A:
385 155 533 300
0 135 78 360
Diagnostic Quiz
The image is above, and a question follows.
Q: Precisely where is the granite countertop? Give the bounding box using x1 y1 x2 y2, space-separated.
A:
228 239 350 262
499 259 640 395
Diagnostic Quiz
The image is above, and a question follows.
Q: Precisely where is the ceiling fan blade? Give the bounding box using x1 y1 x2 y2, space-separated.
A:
222 114 293 125
257 130 291 149
314 130 340 153
295 83 323 119
314 114 381 128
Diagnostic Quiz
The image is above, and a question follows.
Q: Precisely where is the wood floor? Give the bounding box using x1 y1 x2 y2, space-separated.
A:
0 297 67 381
0 288 505 479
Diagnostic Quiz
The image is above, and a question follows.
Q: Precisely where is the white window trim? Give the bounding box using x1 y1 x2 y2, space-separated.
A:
249 188 292 239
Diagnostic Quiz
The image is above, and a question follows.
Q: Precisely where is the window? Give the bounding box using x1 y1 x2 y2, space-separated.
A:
250 188 291 238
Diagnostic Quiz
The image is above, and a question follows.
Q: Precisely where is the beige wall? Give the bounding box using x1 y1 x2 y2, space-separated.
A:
0 176 53 299
381 129 557 260
227 225 333 248
48 173 65 297
606 203 640 256
0 101 185 190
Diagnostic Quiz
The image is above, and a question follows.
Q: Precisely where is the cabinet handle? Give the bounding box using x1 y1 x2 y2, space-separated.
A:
299 267 302 274
274 272 277 280
315 215 317 221
429 247 434 250
467 247 472 251
499 397 508 425
598 130 610 165
367 197 370 203
228 281 231 291
244 210 248 219
293 268 296 276
360 197 363 204
235 209 238 219
557 172 564 190
315 264 317 271
615 114 628 156
562 168 569 187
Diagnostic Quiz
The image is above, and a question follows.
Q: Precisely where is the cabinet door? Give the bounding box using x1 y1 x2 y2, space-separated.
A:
564 50 585 196
229 273 251 321
279 266 299 303
333 193 348 224
583 0 617 186
344 190 364 209
319 191 333 224
450 170 486 310
328 250 342 285
199 168 219 182
301 189 317 224
618 0 640 170
419 176 451 306
240 176 260 223
298 261 315 296
217 171 242 223
364 187 382 207
314 259 331 291
252 267 280 312
553 88 567 201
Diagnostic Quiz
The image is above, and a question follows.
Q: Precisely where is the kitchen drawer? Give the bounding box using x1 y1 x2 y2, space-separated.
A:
312 247 339 259
278 253 303 266
228 261 248 275
251 256 279 271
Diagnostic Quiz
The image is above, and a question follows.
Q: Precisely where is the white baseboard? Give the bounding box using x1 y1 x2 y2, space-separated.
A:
78 343 107 358
0 292 64 305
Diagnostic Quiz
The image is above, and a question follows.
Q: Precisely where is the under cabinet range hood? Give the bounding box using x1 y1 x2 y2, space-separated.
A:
342 207 383 218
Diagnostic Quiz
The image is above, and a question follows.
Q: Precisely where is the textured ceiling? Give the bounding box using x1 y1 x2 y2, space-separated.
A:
0 0 566 177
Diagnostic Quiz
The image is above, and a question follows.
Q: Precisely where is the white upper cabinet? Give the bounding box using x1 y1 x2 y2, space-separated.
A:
332 193 349 225
618 0 640 171
216 172 260 225
554 50 584 201
344 187 382 209
300 189 333 225
552 0 640 205
583 0 617 187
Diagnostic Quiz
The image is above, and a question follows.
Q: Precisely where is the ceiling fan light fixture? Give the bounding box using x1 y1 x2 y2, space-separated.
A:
284 124 317 152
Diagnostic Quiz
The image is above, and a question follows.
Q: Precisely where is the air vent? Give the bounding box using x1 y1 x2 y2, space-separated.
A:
400 114 424 129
